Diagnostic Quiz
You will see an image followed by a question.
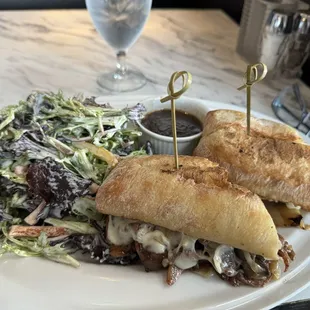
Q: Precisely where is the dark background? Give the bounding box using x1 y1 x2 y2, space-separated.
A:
0 0 245 22
1 0 310 85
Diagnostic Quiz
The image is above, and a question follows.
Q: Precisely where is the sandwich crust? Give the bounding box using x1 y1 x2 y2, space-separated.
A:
194 110 310 210
96 155 281 259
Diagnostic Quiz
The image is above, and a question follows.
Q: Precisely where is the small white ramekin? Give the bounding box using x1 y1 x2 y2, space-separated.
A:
136 97 209 155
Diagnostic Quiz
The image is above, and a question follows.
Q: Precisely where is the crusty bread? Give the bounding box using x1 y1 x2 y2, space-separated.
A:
96 155 281 260
194 110 310 210
202 109 303 142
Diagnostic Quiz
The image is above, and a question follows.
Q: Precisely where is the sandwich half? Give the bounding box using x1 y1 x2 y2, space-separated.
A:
96 155 294 286
194 109 310 212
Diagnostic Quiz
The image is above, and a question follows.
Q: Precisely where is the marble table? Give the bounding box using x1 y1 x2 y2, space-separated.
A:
0 9 309 307
1 9 310 111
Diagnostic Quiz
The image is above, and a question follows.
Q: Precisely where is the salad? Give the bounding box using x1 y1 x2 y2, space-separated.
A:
0 91 150 267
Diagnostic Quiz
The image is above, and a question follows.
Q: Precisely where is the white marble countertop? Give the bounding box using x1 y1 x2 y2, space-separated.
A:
0 8 309 307
1 9 310 113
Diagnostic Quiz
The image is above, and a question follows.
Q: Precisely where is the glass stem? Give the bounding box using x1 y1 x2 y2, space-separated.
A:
115 51 128 80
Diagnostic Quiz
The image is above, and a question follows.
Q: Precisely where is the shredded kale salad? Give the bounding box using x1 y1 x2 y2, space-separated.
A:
0 91 149 267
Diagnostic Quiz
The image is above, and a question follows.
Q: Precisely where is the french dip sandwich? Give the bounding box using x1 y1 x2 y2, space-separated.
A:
194 110 310 220
96 155 294 286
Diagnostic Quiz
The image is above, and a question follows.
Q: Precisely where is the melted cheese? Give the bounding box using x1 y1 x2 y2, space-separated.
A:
286 202 301 210
107 216 183 255
140 230 170 254
107 216 135 245
106 216 247 274
174 254 198 269
180 235 196 251
107 216 201 270
173 235 198 269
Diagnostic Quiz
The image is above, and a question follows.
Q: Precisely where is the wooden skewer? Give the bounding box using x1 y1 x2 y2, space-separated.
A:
160 71 192 169
238 63 267 135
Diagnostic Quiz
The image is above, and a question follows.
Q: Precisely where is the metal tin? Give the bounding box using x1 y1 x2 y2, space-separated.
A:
294 10 310 35
266 8 295 34
282 10 310 78
260 9 295 72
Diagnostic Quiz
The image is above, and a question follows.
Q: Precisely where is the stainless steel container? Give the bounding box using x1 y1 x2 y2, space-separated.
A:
282 10 310 78
259 9 295 73
237 0 300 63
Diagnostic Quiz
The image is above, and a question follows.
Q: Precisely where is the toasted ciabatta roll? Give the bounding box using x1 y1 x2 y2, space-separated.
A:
193 109 310 211
96 155 281 260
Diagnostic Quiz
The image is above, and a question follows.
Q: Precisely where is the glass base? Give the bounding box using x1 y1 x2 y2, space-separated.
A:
97 68 147 92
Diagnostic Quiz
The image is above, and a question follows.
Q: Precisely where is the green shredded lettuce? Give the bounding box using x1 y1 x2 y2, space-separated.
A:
72 197 103 221
0 90 148 268
44 218 98 235
0 168 27 184
0 227 80 267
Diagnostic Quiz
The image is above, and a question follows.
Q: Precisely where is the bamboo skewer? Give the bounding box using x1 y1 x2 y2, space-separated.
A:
238 63 267 135
160 71 192 169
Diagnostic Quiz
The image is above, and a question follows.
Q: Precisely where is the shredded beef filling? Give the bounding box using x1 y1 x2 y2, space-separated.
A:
75 217 295 287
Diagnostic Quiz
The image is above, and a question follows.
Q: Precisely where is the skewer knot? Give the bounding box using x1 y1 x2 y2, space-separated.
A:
237 63 267 91
160 71 192 103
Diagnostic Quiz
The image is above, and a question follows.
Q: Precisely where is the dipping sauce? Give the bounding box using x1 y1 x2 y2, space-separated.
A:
141 109 202 137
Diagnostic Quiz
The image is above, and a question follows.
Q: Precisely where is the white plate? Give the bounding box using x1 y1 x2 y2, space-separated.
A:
1 96 309 310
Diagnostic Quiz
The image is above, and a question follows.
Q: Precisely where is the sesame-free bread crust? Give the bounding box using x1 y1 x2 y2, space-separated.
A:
96 155 281 260
194 110 310 210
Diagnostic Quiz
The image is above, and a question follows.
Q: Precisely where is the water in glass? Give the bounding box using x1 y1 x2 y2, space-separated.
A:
86 0 152 92
86 0 152 51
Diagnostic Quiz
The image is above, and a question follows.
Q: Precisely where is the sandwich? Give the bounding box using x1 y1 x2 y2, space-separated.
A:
96 155 294 287
193 109 310 228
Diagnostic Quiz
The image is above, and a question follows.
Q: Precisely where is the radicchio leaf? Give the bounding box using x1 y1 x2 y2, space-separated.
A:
3 134 58 159
122 103 146 122
0 176 26 197
26 157 91 218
